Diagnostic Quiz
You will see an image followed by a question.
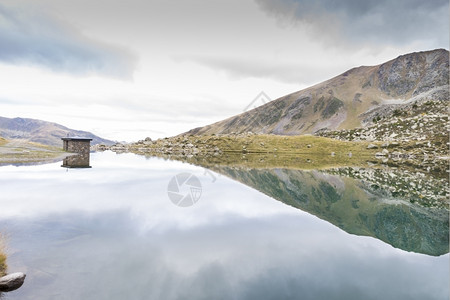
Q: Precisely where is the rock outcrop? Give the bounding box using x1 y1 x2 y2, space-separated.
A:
0 272 26 292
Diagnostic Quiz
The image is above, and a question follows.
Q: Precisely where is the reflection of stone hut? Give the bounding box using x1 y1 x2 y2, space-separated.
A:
62 154 91 168
61 137 92 168
62 137 92 153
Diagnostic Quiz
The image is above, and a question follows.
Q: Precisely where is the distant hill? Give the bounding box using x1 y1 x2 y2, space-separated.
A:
185 49 449 136
0 116 115 147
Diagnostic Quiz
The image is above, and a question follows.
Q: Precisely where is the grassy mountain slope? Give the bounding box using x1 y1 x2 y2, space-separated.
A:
185 49 449 136
0 116 114 147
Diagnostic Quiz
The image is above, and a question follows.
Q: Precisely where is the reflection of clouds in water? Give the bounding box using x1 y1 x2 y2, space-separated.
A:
4 210 448 300
0 152 448 299
0 153 298 231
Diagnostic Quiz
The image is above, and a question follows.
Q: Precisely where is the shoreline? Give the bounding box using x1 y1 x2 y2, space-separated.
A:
0 139 74 166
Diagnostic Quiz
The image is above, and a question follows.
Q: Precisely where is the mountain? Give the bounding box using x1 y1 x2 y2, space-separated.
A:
0 116 115 147
185 49 449 136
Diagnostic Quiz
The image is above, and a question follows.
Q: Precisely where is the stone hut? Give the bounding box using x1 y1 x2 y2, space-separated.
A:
61 137 92 168
61 137 93 153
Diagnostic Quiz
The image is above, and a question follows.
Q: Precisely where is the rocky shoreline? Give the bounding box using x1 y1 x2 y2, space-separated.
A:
93 131 448 174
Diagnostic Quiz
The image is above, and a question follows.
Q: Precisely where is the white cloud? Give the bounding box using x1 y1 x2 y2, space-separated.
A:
173 54 349 86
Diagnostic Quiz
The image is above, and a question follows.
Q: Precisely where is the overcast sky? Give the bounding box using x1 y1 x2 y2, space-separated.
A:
0 0 448 141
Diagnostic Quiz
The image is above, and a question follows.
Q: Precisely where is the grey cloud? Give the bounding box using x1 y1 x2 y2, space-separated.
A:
0 4 137 78
103 94 240 122
255 0 449 48
175 55 344 85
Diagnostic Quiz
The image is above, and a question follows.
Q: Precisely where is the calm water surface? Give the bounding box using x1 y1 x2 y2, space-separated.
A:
0 152 448 300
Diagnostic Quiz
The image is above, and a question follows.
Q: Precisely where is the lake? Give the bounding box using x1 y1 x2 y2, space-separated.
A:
0 151 448 300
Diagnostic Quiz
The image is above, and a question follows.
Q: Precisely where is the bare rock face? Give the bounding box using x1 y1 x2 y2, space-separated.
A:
377 49 449 97
0 272 26 292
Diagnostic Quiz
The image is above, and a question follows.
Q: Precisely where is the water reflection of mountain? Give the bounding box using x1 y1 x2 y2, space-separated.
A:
207 166 449 256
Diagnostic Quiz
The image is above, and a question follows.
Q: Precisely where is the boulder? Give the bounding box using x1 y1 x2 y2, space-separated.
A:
391 151 402 157
0 272 26 292
389 133 398 138
367 143 378 149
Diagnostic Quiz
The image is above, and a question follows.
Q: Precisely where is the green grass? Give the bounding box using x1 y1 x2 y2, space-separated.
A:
130 133 447 173
145 134 376 154
321 97 344 118
132 134 386 170
129 134 383 170
0 252 6 276
0 234 6 276
199 134 376 156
